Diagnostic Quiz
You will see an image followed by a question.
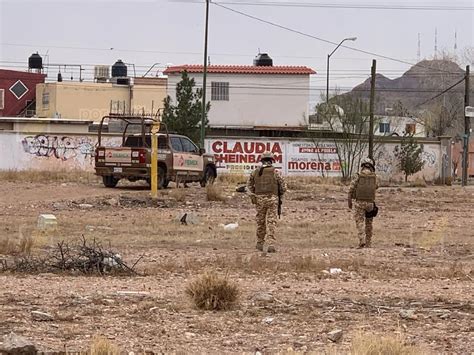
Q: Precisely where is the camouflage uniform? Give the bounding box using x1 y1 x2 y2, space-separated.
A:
348 160 378 248
247 158 287 252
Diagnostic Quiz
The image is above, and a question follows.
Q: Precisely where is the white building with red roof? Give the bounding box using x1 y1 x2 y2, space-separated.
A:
163 54 315 130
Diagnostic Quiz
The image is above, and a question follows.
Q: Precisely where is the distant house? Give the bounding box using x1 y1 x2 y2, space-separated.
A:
309 103 425 137
163 54 316 130
376 115 425 137
0 69 46 117
35 77 167 121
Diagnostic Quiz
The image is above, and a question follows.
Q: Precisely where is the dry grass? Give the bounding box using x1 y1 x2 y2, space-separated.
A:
403 177 428 188
206 184 227 202
0 169 98 183
286 176 344 190
89 336 121 355
217 173 247 186
351 333 424 355
169 188 187 202
0 235 34 255
185 271 239 311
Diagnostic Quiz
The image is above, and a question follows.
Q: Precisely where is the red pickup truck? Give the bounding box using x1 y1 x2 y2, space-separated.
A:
94 116 217 188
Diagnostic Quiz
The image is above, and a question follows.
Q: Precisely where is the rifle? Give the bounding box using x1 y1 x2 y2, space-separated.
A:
277 181 282 219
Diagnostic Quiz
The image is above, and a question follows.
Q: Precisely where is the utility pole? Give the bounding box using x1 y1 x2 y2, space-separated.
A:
368 59 376 159
462 65 470 186
200 0 210 148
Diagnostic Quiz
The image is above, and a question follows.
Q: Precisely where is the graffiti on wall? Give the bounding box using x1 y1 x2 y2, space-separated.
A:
22 135 95 162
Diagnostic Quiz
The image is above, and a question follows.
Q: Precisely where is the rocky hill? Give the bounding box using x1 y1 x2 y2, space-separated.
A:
347 59 471 115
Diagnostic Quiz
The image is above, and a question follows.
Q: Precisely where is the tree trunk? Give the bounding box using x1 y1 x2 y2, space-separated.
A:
405 174 408 182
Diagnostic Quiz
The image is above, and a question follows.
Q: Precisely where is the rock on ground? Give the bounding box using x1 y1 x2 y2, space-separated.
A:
0 332 37 355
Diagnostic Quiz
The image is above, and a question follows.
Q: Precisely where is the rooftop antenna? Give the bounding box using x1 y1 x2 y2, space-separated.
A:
434 27 438 58
417 33 421 62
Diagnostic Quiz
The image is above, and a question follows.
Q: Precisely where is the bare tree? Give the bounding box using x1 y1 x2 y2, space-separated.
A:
313 93 373 180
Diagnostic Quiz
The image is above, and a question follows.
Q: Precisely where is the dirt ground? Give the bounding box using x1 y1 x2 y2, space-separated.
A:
0 177 473 354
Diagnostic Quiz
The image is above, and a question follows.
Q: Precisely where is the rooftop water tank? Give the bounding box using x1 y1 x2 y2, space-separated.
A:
28 53 43 70
111 59 127 77
253 53 273 66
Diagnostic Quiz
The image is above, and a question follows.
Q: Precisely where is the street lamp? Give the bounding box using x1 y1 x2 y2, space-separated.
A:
326 37 357 104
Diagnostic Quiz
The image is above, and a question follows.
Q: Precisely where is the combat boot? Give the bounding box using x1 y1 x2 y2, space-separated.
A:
365 236 372 248
267 245 276 253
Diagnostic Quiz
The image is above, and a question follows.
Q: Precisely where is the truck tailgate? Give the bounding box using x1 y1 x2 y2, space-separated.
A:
104 148 132 164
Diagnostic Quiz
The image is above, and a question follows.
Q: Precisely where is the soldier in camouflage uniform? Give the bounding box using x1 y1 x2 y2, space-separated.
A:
348 157 378 248
247 152 287 253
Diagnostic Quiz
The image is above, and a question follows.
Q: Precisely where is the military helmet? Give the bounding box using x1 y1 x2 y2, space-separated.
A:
261 151 275 161
361 157 375 169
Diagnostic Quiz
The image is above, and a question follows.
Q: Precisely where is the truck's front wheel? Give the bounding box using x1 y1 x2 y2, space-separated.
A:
103 175 119 188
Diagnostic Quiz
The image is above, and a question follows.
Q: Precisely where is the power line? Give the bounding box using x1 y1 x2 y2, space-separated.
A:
212 2 461 75
213 1 474 11
415 77 466 107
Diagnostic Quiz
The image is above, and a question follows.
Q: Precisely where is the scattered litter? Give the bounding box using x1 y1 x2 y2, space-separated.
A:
220 223 239 231
329 268 343 274
116 291 150 297
262 316 274 324
175 212 200 225
31 311 54 322
37 214 57 231
79 203 94 209
327 329 343 342
235 185 247 193
399 309 418 320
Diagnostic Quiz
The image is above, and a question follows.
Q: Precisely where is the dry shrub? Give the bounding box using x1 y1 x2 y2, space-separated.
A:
0 237 16 255
0 169 98 184
206 184 226 202
89 336 120 355
351 333 424 355
185 271 239 310
18 235 34 255
0 235 34 256
217 173 247 185
169 188 187 202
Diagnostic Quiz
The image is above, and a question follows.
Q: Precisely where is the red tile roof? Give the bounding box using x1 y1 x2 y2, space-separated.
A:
163 65 316 75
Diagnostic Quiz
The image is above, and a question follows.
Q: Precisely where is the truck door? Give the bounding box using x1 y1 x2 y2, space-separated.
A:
171 136 203 174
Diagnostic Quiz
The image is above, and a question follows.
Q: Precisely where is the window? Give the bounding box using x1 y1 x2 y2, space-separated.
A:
405 124 416 135
211 82 229 101
42 92 50 109
171 137 183 152
180 137 198 153
9 80 28 99
379 122 390 134
0 89 4 110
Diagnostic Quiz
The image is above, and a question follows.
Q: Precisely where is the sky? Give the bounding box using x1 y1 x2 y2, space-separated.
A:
0 0 472 100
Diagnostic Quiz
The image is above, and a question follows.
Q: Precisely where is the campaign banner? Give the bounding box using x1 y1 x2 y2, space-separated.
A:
286 141 341 176
206 139 284 174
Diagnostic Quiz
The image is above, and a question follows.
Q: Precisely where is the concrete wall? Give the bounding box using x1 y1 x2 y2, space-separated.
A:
167 73 310 128
0 131 121 171
205 137 444 182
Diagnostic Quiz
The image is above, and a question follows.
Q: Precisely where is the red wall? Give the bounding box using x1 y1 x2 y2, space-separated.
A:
451 140 474 177
0 69 46 116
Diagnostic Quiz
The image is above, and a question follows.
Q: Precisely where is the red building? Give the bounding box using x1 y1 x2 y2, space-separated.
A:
0 69 46 117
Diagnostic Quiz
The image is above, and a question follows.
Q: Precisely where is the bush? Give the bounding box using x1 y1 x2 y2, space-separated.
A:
0 235 34 256
351 333 424 355
185 271 239 310
206 184 226 202
89 336 120 355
